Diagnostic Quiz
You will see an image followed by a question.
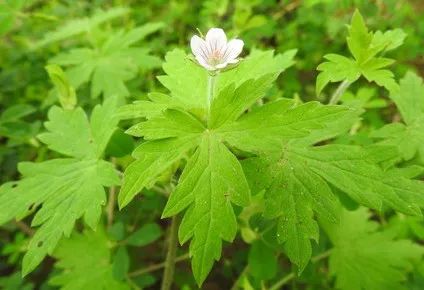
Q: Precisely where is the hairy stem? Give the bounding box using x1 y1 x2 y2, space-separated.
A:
268 249 332 290
230 266 248 290
106 158 117 228
128 253 190 277
206 73 216 124
160 216 180 290
14 220 34 236
329 80 351 105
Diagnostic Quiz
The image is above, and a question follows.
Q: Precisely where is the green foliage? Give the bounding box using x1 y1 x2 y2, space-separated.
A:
119 48 302 284
316 10 405 96
324 208 423 290
126 223 162 246
372 72 424 161
50 23 163 99
34 7 130 48
49 229 129 290
45 64 77 110
244 143 424 272
0 98 120 275
0 104 38 145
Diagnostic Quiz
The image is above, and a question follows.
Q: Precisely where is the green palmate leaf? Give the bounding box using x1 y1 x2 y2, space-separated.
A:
316 10 403 95
0 98 120 275
119 49 296 207
323 208 423 290
372 72 424 160
118 50 362 284
244 144 424 271
50 23 163 99
49 230 129 290
163 133 250 284
34 7 130 48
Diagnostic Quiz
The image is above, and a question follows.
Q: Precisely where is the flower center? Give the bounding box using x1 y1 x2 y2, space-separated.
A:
208 49 224 66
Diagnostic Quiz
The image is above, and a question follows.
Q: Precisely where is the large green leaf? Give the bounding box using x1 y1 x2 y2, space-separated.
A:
0 99 120 275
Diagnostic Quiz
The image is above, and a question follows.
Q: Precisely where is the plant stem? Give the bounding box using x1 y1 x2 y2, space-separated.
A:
269 273 295 290
311 249 332 263
160 216 180 290
230 266 248 290
107 186 116 228
13 220 34 236
206 73 216 124
106 158 117 228
329 80 351 105
128 253 190 277
268 250 332 290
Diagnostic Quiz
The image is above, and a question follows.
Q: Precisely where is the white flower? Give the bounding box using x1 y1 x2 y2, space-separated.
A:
190 28 244 71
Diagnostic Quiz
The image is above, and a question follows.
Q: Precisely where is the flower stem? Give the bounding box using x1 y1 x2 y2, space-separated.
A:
268 249 332 290
128 253 190 277
329 80 351 105
160 216 180 290
206 73 216 124
106 157 117 229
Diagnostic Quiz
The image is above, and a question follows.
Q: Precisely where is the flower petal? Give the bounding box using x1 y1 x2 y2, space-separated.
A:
223 39 244 62
190 35 209 62
215 62 229 69
195 56 215 71
205 28 227 54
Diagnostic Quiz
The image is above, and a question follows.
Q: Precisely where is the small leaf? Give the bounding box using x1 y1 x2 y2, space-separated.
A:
112 247 130 281
50 230 130 290
248 240 277 281
126 223 163 247
45 64 77 110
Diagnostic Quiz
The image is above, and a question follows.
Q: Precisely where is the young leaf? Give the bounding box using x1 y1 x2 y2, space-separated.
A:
323 208 423 290
49 230 130 290
372 72 424 160
248 240 277 281
316 10 402 95
0 98 120 275
126 223 163 246
45 64 77 110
